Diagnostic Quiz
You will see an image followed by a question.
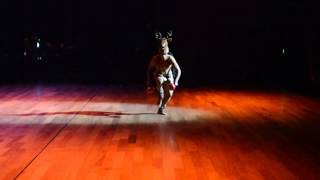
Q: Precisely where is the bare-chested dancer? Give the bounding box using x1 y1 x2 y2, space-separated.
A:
147 31 182 115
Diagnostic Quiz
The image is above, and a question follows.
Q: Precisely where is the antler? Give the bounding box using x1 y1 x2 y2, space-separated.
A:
155 32 162 40
166 30 173 42
166 30 173 39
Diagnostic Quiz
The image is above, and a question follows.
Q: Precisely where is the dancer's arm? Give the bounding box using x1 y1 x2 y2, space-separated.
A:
170 56 181 86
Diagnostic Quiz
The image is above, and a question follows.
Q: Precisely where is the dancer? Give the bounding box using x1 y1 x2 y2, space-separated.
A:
147 31 181 115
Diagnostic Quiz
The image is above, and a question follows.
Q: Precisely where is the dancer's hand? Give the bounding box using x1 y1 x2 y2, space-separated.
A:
146 86 154 94
169 83 176 90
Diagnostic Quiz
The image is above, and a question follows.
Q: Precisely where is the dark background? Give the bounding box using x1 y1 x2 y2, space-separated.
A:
1 0 320 91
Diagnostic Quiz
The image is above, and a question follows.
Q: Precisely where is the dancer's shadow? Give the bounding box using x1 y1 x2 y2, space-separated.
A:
4 111 157 118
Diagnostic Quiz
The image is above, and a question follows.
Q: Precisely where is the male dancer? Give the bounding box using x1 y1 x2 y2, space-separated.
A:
147 31 181 115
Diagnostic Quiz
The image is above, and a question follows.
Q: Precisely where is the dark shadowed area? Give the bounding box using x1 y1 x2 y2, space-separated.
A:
0 0 318 93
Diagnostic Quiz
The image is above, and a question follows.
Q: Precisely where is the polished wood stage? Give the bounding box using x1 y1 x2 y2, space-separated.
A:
0 85 320 180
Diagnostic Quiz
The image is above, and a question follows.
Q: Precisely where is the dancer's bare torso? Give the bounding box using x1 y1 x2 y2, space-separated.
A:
151 53 174 76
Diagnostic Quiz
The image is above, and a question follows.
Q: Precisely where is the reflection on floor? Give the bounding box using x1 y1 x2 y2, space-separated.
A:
0 85 320 180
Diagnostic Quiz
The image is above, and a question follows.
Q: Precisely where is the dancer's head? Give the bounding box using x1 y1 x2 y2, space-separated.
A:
155 31 172 54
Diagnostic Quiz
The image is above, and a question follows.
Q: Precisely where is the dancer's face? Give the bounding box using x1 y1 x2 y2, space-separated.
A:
160 38 168 49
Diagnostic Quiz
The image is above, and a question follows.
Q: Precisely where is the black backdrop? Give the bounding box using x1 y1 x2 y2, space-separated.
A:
1 0 320 89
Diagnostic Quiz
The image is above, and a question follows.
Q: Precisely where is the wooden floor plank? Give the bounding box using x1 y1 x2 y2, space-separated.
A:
0 85 94 180
0 85 320 180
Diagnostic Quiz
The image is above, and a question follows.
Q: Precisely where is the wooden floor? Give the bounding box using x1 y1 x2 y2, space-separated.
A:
0 84 320 180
